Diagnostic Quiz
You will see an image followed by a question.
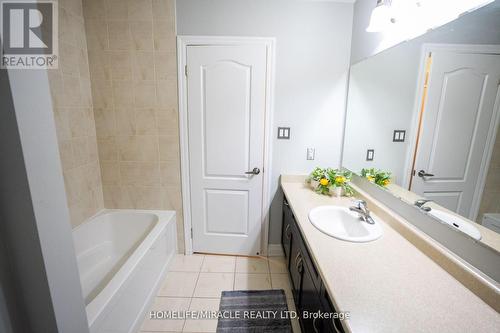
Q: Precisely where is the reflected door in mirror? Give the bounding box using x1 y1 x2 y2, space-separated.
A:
411 50 500 220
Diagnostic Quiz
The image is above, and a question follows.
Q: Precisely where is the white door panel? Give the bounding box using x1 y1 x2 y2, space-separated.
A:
423 192 461 212
412 51 500 218
187 44 267 255
203 61 251 178
204 189 249 235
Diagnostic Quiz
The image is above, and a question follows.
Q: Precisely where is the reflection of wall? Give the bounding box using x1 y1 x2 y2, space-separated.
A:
177 0 354 245
48 0 104 228
82 0 184 251
478 128 500 222
343 43 420 185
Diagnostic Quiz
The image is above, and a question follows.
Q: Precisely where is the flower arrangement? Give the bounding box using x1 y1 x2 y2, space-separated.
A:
361 168 391 187
306 167 354 196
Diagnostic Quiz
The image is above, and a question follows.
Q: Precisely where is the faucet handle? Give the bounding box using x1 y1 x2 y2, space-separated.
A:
352 199 367 209
414 199 433 207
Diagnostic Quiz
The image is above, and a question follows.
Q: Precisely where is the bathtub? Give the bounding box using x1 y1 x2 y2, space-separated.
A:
72 209 177 333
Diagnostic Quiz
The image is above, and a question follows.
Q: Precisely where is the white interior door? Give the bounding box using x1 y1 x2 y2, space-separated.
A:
186 44 268 255
411 50 500 219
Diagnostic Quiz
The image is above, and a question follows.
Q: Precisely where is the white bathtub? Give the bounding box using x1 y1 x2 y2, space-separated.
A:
72 209 177 333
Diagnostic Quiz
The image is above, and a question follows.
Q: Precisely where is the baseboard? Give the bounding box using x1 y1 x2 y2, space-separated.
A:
267 243 284 257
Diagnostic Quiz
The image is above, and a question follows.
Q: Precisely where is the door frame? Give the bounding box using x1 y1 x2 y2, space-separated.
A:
177 36 276 255
405 43 500 220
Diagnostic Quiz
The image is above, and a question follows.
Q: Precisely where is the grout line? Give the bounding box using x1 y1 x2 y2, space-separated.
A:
232 256 237 290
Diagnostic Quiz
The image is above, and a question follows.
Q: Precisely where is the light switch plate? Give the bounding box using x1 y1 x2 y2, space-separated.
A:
277 127 290 139
393 130 406 142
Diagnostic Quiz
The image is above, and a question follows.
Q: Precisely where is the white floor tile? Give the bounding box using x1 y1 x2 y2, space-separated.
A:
200 255 236 273
170 254 204 272
271 273 293 299
140 297 190 332
183 298 221 332
235 257 269 273
193 272 234 298
234 273 272 291
158 271 199 297
269 256 288 274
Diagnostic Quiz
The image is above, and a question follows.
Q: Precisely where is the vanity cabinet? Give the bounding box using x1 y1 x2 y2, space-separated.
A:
282 197 345 333
282 199 293 269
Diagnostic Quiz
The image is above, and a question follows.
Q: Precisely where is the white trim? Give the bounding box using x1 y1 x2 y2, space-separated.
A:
406 43 500 220
177 36 276 255
267 244 285 257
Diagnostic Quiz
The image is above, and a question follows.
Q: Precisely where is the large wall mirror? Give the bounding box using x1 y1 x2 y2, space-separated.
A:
343 1 500 280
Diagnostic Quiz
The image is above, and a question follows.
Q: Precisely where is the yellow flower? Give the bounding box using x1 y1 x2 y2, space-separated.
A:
367 176 375 182
335 176 346 184
383 179 390 186
319 178 329 186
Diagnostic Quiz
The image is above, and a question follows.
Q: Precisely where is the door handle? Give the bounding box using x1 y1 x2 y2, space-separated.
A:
285 224 291 239
245 167 261 175
333 318 343 333
417 170 434 178
313 317 320 333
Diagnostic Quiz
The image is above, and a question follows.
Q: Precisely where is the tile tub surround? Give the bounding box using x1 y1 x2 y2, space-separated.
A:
82 0 184 250
48 0 104 227
139 254 301 333
280 176 500 332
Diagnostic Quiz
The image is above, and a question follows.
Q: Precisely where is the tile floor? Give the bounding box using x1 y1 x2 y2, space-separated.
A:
139 254 301 333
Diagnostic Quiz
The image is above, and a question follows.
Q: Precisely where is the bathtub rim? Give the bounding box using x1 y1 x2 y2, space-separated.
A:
75 208 176 327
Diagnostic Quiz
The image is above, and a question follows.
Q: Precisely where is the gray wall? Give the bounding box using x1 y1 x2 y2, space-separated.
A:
176 0 354 245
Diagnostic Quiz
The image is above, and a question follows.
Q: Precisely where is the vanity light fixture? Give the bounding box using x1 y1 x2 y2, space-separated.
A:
366 0 396 32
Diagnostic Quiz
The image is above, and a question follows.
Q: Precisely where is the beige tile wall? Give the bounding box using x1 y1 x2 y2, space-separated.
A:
48 0 104 228
82 0 184 251
478 127 500 222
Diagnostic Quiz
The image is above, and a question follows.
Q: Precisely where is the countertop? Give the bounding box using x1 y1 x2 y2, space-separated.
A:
281 176 500 333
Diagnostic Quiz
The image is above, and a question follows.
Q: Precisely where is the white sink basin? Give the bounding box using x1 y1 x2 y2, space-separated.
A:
308 206 382 242
428 209 481 240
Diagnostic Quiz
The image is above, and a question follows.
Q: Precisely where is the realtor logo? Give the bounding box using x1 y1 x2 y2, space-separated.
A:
1 1 58 68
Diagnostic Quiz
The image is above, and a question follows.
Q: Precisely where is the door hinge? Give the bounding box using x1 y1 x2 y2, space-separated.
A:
190 227 193 239
185 65 188 77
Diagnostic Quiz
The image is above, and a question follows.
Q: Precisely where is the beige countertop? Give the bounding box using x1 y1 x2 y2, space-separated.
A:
281 176 500 333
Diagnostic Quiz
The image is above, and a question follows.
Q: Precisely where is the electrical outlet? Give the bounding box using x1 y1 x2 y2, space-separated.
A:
366 149 374 161
307 148 315 160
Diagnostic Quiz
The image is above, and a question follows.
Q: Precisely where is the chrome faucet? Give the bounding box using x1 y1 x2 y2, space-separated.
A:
349 200 375 225
414 199 433 212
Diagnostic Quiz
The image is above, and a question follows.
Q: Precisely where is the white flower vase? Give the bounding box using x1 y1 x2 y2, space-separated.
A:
333 186 343 197
309 180 319 190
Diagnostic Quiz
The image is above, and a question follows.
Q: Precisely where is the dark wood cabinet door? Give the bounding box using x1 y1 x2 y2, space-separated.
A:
320 286 345 333
281 199 293 267
289 225 303 304
299 262 323 333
